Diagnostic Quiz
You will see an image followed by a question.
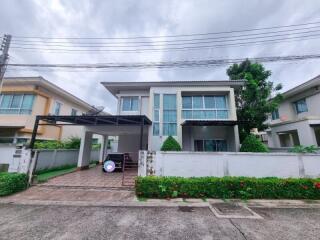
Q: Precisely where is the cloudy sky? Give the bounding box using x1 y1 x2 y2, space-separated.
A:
1 0 320 113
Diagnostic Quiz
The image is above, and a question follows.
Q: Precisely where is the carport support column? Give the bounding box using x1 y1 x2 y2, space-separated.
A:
77 130 93 170
99 135 108 164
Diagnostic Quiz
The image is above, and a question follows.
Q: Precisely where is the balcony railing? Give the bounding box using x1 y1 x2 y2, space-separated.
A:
182 109 229 120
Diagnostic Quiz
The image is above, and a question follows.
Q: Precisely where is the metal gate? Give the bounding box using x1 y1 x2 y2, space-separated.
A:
121 155 138 187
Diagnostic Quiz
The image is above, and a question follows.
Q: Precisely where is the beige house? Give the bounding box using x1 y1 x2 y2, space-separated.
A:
266 74 320 147
0 76 96 144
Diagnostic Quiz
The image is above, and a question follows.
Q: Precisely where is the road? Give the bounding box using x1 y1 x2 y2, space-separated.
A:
0 204 319 240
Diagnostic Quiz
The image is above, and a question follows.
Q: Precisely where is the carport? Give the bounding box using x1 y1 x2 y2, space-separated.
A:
30 115 151 174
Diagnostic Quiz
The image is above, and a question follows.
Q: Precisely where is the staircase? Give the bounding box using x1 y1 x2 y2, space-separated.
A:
122 157 138 187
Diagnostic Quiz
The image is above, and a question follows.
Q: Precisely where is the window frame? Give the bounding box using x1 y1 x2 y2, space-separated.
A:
293 98 308 114
194 139 227 152
162 94 177 136
0 94 35 115
153 94 160 136
182 95 229 120
121 96 139 112
271 108 280 120
53 101 62 115
71 108 78 116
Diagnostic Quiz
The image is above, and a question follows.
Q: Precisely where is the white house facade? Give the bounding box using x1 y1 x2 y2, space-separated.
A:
266 75 320 148
102 80 244 153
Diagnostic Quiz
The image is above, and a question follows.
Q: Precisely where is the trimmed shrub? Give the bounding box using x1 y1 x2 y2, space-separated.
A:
136 176 320 199
240 134 269 152
0 173 28 196
160 136 182 151
289 145 318 153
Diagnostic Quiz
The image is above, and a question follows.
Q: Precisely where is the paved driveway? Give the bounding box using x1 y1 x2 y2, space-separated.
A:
0 204 319 240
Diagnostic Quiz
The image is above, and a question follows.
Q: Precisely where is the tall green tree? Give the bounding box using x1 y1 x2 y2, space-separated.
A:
227 59 282 140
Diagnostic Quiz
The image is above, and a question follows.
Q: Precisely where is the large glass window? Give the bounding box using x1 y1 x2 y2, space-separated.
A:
122 96 139 111
71 108 78 116
0 94 35 115
153 94 160 136
163 94 177 136
182 95 228 120
194 139 227 152
294 99 308 114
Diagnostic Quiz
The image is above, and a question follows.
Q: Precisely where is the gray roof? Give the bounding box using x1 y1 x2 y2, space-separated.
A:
282 74 320 99
101 80 245 96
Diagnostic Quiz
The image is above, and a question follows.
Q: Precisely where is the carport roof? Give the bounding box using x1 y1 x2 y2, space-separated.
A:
36 115 152 126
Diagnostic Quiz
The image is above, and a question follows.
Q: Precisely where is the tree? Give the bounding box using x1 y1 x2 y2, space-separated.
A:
160 136 182 151
227 59 282 141
240 134 269 152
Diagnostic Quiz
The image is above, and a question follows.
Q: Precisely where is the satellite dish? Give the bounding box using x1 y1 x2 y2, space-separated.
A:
84 106 105 116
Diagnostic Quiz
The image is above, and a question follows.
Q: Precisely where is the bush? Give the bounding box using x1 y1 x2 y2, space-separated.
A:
160 136 182 151
135 176 320 199
289 145 318 153
0 173 28 196
34 137 98 150
240 134 269 152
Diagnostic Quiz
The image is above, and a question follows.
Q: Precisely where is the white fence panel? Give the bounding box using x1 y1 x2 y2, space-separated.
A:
145 151 320 178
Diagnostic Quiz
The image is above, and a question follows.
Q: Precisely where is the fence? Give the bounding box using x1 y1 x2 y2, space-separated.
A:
35 149 100 171
139 151 320 178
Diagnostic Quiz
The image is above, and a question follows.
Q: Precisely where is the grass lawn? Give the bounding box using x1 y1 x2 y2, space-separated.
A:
36 163 98 183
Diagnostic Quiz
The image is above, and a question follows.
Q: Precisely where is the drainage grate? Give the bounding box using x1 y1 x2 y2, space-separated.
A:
209 202 263 219
178 206 195 212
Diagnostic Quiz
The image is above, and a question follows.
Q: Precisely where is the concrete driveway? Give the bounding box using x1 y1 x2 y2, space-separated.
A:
0 204 319 240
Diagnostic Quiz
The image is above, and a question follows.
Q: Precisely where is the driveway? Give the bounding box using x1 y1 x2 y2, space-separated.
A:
0 204 319 240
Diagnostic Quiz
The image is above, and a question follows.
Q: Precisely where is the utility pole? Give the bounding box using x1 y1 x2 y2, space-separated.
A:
0 34 12 93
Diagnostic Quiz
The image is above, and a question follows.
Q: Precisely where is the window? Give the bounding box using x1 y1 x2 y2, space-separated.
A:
294 99 308 114
271 109 280 120
0 94 35 115
182 95 228 120
153 94 160 136
194 139 227 152
53 101 62 115
163 94 177 136
122 97 139 111
71 108 77 116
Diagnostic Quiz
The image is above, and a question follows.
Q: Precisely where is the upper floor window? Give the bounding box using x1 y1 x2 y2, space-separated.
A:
53 101 62 115
153 94 160 136
0 94 35 115
271 108 280 120
163 94 177 136
182 95 228 120
294 99 308 114
121 96 139 111
71 108 77 116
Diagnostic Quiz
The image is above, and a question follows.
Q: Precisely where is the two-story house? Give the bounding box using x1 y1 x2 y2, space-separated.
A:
0 77 98 144
266 74 320 148
102 80 244 153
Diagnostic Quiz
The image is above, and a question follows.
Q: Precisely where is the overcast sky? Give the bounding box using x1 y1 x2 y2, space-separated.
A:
1 0 320 113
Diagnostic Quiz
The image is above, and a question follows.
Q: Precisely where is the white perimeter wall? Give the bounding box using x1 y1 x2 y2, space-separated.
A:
139 151 320 178
0 144 16 165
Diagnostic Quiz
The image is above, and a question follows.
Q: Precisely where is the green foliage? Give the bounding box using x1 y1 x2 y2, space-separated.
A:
160 136 182 151
34 136 99 150
289 145 318 154
227 60 283 141
136 176 320 199
240 134 269 152
0 173 28 196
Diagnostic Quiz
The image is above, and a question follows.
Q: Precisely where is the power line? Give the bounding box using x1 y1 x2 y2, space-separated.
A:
10 33 320 53
10 20 320 40
10 28 320 49
6 54 320 70
10 25 320 45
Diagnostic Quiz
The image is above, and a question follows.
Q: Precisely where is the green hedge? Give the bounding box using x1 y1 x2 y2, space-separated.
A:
136 176 320 199
0 173 28 196
160 136 182 151
240 134 269 152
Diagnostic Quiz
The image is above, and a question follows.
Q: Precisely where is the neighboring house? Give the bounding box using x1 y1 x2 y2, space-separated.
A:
102 80 244 152
266 75 320 148
0 76 98 144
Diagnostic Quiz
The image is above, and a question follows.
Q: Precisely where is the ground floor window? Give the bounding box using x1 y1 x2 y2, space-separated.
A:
194 139 227 152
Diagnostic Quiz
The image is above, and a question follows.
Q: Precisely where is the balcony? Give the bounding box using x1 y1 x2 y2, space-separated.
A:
182 109 229 120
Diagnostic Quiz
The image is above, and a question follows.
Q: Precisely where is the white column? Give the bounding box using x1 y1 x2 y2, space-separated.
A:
77 129 93 170
99 135 108 164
